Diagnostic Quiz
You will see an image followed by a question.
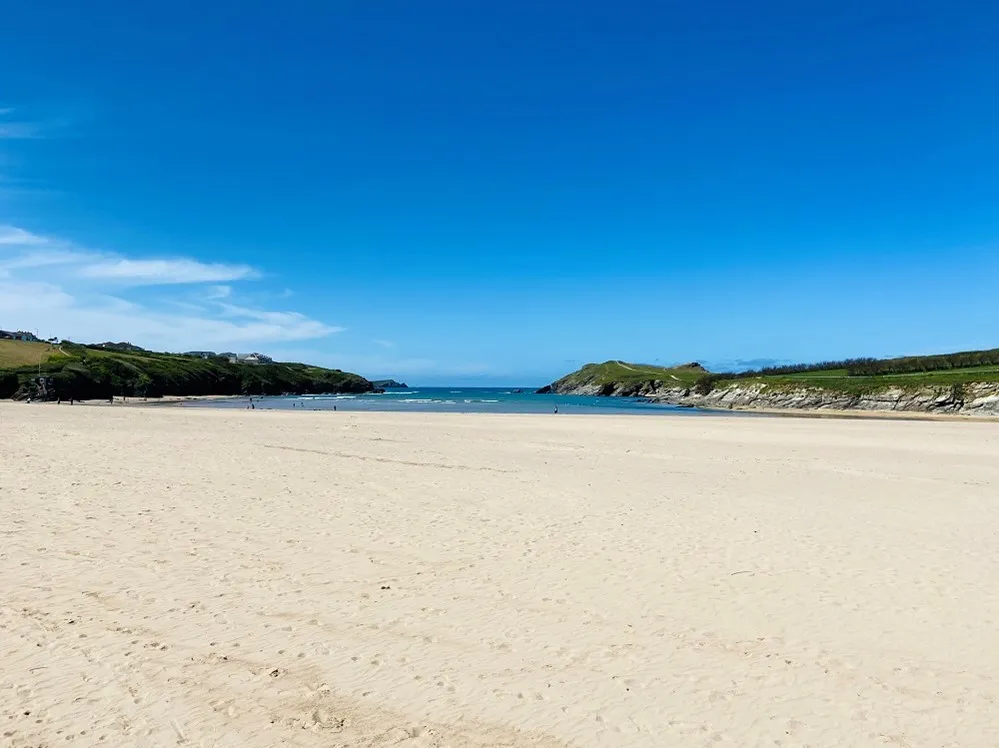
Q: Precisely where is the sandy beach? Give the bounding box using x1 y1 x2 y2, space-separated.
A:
2 404 998 747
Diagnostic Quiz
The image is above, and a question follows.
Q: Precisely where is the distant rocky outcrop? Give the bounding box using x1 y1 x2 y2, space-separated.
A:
538 361 707 397
370 379 408 389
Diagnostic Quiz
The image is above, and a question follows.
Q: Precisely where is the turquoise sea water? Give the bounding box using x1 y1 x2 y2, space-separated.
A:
182 387 730 416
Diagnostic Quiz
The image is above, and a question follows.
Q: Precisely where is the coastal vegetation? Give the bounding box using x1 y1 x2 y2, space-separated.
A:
0 339 372 400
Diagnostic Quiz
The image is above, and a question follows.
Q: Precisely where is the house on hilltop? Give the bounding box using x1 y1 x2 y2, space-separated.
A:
238 352 273 364
0 329 40 342
225 352 273 365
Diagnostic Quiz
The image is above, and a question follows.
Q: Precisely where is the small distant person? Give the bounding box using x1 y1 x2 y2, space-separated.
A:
334 405 337 412
554 404 559 414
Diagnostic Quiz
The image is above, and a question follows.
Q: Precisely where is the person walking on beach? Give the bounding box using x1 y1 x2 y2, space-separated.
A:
554 404 559 414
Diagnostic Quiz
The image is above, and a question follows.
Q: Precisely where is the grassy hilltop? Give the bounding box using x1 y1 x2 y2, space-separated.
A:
0 339 371 400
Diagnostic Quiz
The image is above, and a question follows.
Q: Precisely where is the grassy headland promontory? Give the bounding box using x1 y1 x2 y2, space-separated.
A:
542 350 999 416
0 339 372 400
536 360 708 397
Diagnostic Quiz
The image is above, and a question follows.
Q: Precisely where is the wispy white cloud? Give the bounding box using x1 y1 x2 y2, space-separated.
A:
79 258 257 285
0 224 343 351
0 224 256 286
0 249 93 270
216 302 344 336
0 225 49 245
0 280 341 349
373 338 394 348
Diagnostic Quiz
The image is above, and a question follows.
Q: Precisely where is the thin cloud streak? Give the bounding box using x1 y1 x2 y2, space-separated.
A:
0 121 45 139
80 258 258 285
0 225 49 245
0 107 64 139
0 225 258 286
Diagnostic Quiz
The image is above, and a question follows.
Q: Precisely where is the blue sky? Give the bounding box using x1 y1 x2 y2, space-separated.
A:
2 1 998 385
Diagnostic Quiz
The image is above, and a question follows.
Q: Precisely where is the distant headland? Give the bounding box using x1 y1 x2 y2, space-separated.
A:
540 350 999 417
370 379 409 389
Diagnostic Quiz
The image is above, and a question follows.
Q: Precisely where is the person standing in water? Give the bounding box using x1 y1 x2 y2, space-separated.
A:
554 404 559 414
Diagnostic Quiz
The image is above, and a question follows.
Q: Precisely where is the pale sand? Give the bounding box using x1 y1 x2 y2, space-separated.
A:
2 405 998 747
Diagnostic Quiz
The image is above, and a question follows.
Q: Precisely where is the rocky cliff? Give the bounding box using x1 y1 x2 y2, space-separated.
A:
654 382 999 416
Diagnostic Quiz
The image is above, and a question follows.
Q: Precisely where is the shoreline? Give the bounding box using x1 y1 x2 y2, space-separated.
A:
7 393 999 422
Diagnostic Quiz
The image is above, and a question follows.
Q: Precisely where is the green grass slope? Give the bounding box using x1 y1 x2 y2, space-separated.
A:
0 339 68 369
0 340 372 400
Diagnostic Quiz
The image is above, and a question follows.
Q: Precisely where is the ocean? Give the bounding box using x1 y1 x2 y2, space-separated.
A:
181 387 729 415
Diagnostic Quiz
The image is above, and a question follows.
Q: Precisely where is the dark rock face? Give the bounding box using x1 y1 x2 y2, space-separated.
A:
535 385 553 394
370 379 408 389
